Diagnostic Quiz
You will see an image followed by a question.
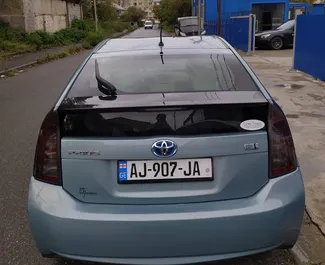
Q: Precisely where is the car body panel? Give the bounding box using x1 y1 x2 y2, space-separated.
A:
28 169 305 264
61 132 269 204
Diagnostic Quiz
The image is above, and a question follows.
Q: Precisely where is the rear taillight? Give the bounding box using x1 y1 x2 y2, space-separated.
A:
34 110 61 185
269 102 297 178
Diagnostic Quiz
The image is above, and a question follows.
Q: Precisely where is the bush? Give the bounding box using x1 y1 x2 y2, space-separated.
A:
0 39 35 53
26 32 43 48
82 40 92 49
71 18 87 31
0 23 27 42
0 19 131 54
33 30 56 45
54 28 85 44
84 31 106 47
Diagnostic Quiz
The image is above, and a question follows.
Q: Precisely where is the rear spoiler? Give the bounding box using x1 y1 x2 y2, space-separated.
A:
58 91 268 111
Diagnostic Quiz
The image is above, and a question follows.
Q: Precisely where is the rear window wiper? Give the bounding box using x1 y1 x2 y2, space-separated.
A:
95 59 119 96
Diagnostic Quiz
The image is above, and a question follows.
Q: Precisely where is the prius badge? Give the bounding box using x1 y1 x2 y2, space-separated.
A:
152 140 177 158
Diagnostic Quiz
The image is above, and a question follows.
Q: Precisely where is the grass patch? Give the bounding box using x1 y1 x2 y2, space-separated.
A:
4 69 17 77
37 46 84 64
0 19 134 55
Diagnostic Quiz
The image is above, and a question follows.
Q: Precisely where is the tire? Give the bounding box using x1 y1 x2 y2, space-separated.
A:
270 37 283 50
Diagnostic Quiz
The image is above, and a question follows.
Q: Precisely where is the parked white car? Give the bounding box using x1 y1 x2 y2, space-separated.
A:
144 20 153 29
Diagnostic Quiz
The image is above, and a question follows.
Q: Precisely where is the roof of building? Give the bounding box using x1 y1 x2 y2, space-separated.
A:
95 36 228 56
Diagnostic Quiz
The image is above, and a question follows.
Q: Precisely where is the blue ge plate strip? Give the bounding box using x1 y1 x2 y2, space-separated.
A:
118 160 128 182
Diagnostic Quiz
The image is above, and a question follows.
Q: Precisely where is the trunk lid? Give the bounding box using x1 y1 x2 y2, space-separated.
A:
59 91 270 205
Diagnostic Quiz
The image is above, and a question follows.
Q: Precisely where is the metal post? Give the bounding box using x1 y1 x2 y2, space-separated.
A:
247 14 252 55
198 0 202 39
217 0 221 36
252 14 256 53
94 0 98 31
291 13 298 71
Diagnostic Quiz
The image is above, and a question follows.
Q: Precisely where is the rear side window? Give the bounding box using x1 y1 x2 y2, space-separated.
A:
68 53 258 98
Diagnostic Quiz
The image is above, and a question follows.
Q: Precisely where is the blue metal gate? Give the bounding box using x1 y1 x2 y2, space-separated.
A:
294 15 325 81
205 14 255 52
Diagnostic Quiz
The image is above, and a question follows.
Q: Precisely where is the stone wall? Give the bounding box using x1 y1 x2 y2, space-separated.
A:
1 0 81 32
0 0 81 32
22 0 81 32
0 0 25 28
68 2 83 25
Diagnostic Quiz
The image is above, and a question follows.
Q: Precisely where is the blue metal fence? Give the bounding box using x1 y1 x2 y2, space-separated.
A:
294 15 325 81
205 12 254 52
223 17 250 51
205 20 218 35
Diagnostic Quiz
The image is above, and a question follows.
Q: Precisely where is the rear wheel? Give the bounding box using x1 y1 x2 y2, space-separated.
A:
270 37 283 50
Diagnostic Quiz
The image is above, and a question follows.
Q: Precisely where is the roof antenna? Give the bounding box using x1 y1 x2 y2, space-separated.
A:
158 24 164 64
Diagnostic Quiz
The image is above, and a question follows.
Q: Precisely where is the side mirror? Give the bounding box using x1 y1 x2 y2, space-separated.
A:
174 24 179 29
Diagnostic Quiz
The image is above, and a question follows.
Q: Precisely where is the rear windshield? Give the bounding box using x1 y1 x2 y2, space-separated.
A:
179 18 202 26
68 53 258 98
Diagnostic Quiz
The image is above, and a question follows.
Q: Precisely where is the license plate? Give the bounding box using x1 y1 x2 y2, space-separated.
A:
118 158 213 184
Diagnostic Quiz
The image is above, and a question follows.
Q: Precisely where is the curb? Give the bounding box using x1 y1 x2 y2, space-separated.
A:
0 61 37 76
290 244 310 265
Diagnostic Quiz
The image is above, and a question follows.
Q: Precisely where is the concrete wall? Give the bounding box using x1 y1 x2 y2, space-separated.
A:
68 2 83 24
0 0 25 28
22 0 81 32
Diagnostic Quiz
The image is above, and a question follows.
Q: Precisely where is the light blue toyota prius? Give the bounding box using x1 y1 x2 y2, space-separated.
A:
28 35 305 264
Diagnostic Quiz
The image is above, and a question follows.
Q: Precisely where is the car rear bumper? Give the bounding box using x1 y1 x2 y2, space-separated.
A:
28 169 305 264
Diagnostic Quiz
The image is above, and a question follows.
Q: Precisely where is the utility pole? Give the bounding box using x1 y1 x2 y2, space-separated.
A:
94 0 98 31
198 0 202 40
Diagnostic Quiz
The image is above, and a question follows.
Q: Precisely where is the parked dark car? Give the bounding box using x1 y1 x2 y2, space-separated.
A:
174 16 206 36
255 19 295 50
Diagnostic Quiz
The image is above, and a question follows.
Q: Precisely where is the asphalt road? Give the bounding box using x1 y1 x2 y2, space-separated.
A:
0 27 295 265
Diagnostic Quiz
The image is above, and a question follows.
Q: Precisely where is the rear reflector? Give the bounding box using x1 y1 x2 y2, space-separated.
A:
269 102 297 178
34 110 61 185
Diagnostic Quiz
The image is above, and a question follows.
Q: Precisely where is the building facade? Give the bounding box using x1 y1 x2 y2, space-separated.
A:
198 0 290 32
0 0 82 32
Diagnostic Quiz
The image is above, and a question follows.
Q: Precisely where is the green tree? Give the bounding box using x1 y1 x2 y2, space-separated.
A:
80 0 117 21
97 0 117 21
120 6 146 23
154 0 192 26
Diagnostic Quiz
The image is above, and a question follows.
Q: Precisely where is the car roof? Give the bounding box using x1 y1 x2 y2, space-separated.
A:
95 36 228 56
